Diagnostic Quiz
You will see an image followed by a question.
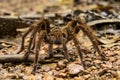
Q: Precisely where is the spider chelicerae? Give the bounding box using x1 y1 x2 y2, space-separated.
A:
17 18 106 74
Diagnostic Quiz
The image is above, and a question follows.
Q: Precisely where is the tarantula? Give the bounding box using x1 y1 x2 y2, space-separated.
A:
17 18 106 74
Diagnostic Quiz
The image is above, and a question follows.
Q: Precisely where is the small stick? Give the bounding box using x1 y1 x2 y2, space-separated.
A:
0 16 120 28
0 54 64 63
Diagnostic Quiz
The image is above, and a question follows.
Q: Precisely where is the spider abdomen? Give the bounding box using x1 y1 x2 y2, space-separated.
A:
46 28 63 44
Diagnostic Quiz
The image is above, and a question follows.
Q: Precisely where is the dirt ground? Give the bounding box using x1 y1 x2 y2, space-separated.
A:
0 0 120 80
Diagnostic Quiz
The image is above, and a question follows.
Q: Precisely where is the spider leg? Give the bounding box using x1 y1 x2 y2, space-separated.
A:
31 32 44 74
78 24 106 60
72 34 85 68
17 26 33 54
62 40 70 61
23 27 39 60
57 28 70 61
48 43 54 57
31 34 36 50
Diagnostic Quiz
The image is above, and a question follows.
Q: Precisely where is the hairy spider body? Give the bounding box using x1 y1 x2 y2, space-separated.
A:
17 18 106 74
45 27 69 60
46 27 63 44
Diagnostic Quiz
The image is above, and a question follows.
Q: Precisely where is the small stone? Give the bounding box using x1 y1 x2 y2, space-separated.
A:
3 73 17 79
59 72 67 77
74 77 83 80
0 64 2 68
28 74 36 80
101 12 108 17
117 15 120 19
55 78 64 80
0 69 8 74
43 73 54 80
85 57 92 61
94 60 102 64
67 63 84 75
90 66 96 70
116 71 120 78
41 63 57 72
101 62 112 68
109 78 116 80
35 74 43 80
57 60 67 69
23 75 28 80
24 66 33 74
83 74 91 79
41 65 51 72
109 57 116 62
85 61 93 67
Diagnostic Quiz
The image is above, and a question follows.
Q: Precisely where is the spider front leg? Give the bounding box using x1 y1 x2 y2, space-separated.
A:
62 40 70 61
31 34 36 50
55 29 70 61
78 24 106 60
31 32 44 74
23 27 39 60
17 26 33 54
71 34 85 68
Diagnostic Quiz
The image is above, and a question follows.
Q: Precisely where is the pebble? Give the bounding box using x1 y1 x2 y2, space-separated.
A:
3 73 18 79
67 63 84 75
57 60 68 69
93 60 102 64
55 78 64 80
116 71 120 78
109 57 116 62
74 77 84 80
27 74 36 80
58 72 67 77
24 66 33 74
109 78 117 80
34 74 43 80
101 62 112 68
83 74 91 79
101 11 107 17
41 63 57 72
43 73 54 80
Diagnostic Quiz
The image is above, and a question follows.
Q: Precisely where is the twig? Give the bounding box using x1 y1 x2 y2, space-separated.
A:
0 54 64 63
0 16 120 28
0 17 30 28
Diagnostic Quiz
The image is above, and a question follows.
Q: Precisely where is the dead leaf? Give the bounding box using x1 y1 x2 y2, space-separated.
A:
98 35 119 44
101 43 120 48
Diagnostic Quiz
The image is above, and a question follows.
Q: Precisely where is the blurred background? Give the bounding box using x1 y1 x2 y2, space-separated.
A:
0 0 119 17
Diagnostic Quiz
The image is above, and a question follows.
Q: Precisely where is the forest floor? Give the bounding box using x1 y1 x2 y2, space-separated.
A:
0 0 120 80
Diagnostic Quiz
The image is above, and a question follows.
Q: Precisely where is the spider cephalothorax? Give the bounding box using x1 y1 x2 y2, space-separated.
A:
17 18 106 74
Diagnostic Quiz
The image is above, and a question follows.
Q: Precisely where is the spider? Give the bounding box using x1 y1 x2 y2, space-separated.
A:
17 18 106 74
